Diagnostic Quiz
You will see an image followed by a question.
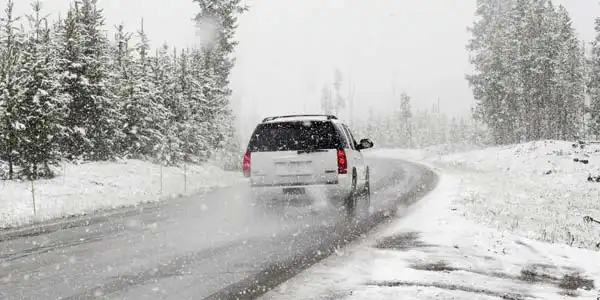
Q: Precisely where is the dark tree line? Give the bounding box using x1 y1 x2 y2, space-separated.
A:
0 0 246 180
467 0 586 144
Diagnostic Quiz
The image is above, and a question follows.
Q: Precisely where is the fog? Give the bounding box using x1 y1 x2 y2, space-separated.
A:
1 0 597 137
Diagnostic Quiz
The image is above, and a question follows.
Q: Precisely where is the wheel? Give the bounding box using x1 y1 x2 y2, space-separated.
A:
360 167 371 216
354 167 371 219
344 170 358 218
345 168 371 220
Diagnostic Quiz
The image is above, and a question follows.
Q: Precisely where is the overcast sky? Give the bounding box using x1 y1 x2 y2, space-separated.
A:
1 0 598 134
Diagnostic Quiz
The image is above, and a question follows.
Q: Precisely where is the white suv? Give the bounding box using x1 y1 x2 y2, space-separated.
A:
242 114 374 216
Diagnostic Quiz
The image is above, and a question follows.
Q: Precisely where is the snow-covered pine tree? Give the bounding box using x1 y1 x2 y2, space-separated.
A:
194 48 230 155
530 0 560 140
332 68 345 116
320 86 333 114
378 114 393 147
193 0 247 92
56 0 121 161
554 5 585 140
16 1 67 179
54 5 84 160
152 43 184 165
78 0 121 160
437 111 450 145
193 0 247 156
174 49 208 163
505 0 529 142
121 20 169 160
468 0 584 143
398 92 412 147
410 109 425 147
449 117 460 144
588 9 600 137
0 0 25 179
109 23 134 156
466 0 515 144
112 23 133 71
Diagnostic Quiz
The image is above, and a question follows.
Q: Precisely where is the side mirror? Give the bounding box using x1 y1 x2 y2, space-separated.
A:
357 138 374 150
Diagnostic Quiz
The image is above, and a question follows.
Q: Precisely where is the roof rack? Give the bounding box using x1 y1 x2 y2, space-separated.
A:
261 114 338 122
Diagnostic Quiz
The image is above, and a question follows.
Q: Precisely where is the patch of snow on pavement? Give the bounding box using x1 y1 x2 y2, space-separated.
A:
261 142 600 299
0 160 242 228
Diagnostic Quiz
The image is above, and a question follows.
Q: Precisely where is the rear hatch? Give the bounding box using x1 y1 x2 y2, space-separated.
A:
246 120 341 187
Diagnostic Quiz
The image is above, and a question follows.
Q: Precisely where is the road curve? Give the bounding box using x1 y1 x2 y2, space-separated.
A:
0 157 436 300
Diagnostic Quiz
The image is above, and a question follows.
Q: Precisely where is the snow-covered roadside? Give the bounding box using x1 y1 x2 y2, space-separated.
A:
260 143 600 299
0 160 242 229
377 141 600 250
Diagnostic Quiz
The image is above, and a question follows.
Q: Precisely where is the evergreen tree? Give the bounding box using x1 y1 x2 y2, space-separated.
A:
588 12 600 136
193 0 247 92
173 49 208 162
320 86 333 114
467 0 584 143
449 117 460 144
0 0 24 179
56 0 121 161
332 68 345 116
121 20 169 159
193 0 247 156
0 0 250 180
506 0 529 141
109 22 134 155
17 1 67 178
152 44 183 165
398 92 412 147
554 5 585 140
466 0 514 144
193 49 229 154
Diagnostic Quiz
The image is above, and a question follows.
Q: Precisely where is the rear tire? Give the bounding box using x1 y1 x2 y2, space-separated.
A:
345 170 359 218
355 168 371 219
358 167 371 218
345 168 371 220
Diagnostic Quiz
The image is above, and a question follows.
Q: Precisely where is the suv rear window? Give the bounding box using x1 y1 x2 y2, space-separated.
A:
247 121 342 152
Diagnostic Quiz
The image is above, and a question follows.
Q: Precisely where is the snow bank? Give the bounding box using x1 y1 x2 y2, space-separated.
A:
261 156 600 300
374 140 600 250
0 160 241 228
433 140 600 250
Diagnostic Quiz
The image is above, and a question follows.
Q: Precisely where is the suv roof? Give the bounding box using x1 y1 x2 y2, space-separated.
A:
261 114 338 123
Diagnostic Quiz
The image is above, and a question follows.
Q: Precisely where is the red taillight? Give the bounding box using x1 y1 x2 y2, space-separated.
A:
337 149 347 174
243 152 251 177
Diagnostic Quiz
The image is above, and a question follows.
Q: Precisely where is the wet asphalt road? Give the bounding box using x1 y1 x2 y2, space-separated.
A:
0 157 435 300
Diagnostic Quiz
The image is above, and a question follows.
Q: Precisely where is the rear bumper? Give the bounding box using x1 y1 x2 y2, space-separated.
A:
251 184 348 201
249 174 352 200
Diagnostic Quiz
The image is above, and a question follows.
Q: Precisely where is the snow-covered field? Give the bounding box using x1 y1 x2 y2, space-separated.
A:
0 160 242 228
261 141 600 299
379 140 600 250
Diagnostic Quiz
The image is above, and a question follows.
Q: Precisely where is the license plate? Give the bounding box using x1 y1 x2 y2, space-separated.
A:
277 161 310 174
